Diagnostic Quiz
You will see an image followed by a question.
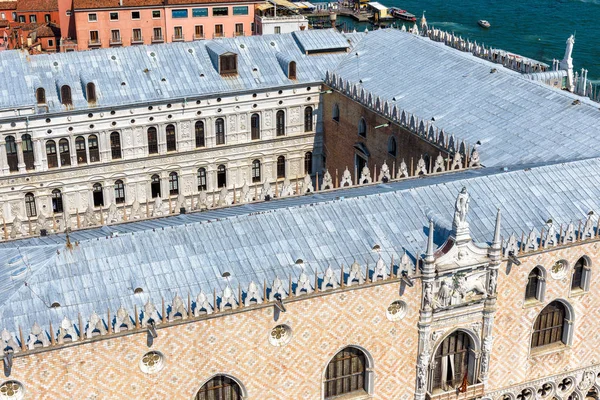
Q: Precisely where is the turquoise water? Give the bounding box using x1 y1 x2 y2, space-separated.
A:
339 0 600 80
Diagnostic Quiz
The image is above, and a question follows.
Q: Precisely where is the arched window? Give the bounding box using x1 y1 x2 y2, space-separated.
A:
288 61 297 80
532 301 569 349
251 113 260 140
169 172 179 195
60 85 72 107
88 135 99 162
151 174 161 198
525 266 545 302
166 124 176 152
93 183 104 207
332 103 340 122
276 110 285 136
277 155 285 178
304 151 312 175
46 140 58 168
388 136 397 157
5 136 18 172
114 180 125 204
86 82 97 103
358 118 367 138
195 121 205 148
75 136 87 163
21 134 34 170
252 159 261 183
304 106 313 132
147 127 158 154
51 189 63 213
110 132 121 159
324 347 367 399
197 168 207 191
432 331 475 391
572 257 591 292
25 192 36 217
217 164 226 188
36 87 46 104
59 138 71 166
215 118 225 145
195 375 243 400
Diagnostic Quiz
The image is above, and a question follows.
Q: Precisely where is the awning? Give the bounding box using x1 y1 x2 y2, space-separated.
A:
271 0 299 10
257 3 273 11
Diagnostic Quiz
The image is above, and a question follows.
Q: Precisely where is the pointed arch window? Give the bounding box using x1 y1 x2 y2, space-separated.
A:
169 172 179 195
324 347 367 399
432 330 475 392
195 121 205 148
21 134 34 169
388 136 397 157
147 127 158 154
197 168 207 191
151 174 161 198
288 61 297 79
531 301 568 348
59 138 71 166
25 192 37 217
51 189 63 213
93 183 104 206
304 106 313 132
252 159 261 183
276 110 285 136
88 134 99 162
46 140 58 168
114 180 125 204
5 136 18 172
572 257 591 292
86 82 97 103
217 164 226 188
304 151 312 175
525 266 545 302
36 87 46 104
332 103 340 122
60 85 72 107
110 132 122 159
75 136 87 163
358 117 367 138
277 155 285 179
215 118 225 145
251 113 260 140
195 375 243 400
166 124 176 152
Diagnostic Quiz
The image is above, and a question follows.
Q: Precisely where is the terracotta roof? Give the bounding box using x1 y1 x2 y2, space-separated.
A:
73 0 163 9
32 23 60 37
0 1 17 10
16 0 58 11
166 0 261 4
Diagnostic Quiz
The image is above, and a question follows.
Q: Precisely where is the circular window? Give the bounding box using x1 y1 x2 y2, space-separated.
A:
196 111 201 115
278 90 283 95
88 113 93 118
148 106 153 111
551 260 567 280
217 98 222 102
149 117 154 121
111 121 117 126
110 110 116 115
252 93 257 98
68 127 73 131
196 100 201 105
167 114 172 119
278 100 283 105
139 351 165 374
166 103 172 108
0 381 24 399
130 119 135 124
386 300 407 321
89 124 94 129
46 129 52 134
45 118 51 123
269 324 292 347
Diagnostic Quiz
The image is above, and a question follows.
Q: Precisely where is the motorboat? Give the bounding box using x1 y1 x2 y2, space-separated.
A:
389 7 417 22
478 19 491 28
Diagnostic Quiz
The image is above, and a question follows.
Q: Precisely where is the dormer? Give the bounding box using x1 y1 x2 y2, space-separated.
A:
276 52 297 80
206 42 238 76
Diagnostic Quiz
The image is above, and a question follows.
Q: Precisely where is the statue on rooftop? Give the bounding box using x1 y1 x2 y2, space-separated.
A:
453 187 470 227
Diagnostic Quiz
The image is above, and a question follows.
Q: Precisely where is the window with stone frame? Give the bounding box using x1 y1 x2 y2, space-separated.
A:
110 132 122 159
276 110 285 136
251 113 260 140
195 375 242 400
195 121 205 147
197 168 207 191
304 106 313 132
51 189 63 213
21 134 34 170
215 118 225 145
525 266 545 302
531 301 567 349
166 124 177 152
88 135 100 162
114 180 125 204
432 331 474 392
5 136 18 172
252 159 261 183
75 136 87 163
571 257 590 292
93 183 104 207
147 127 158 154
151 174 161 198
324 347 367 399
46 140 58 168
59 138 71 166
276 155 285 178
25 193 36 217
169 172 179 195
304 152 312 175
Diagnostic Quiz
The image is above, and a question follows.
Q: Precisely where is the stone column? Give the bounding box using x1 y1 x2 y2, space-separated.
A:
0 140 8 175
70 137 77 166
84 136 91 165
158 124 166 154
33 139 42 171
15 139 25 173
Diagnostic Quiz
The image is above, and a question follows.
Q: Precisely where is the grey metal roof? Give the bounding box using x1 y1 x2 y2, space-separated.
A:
332 28 600 168
292 29 351 53
2 158 600 334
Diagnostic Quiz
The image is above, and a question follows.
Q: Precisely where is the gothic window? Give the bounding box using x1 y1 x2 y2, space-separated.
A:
332 103 340 122
195 121 205 148
197 168 207 191
93 183 104 206
46 140 58 168
60 85 72 107
288 61 297 79
571 257 590 292
217 164 226 188
358 118 367 138
36 87 46 104
525 266 545 302
166 124 176 152
388 136 397 157
21 134 34 170
304 151 312 175
252 159 261 183
88 135 99 162
304 106 313 132
25 192 36 217
51 189 63 213
75 136 87 163
5 136 18 172
324 347 367 399
276 110 285 136
531 301 567 348
432 331 474 392
86 82 97 103
110 132 122 160
277 155 285 178
195 375 243 400
251 113 260 140
215 118 225 145
59 138 71 166
114 180 125 204
147 127 158 154
169 172 179 195
151 174 161 198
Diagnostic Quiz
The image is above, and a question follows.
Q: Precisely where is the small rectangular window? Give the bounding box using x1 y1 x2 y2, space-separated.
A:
233 6 248 15
48 39 54 47
235 23 243 36
173 26 183 40
152 10 161 18
274 26 281 34
89 30 99 42
131 11 140 19
110 12 118 20
153 27 162 40
213 7 228 16
171 9 188 18
29 15 36 23
192 8 208 17
88 13 97 22
111 30 121 43
18 15 25 22
215 24 223 37
132 28 142 42
45 14 50 22
194 25 204 39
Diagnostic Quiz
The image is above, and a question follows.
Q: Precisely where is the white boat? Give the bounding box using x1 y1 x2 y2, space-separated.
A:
478 20 491 28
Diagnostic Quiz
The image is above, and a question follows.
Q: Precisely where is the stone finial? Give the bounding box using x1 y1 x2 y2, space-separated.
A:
219 285 237 311
83 204 98 227
544 222 557 248
400 250 413 272
245 281 263 306
504 234 519 257
10 215 22 239
260 181 273 200
562 222 576 244
240 181 251 203
416 156 428 175
280 178 293 197
195 291 213 316
582 213 596 239
57 316 78 344
302 174 314 193
169 293 187 321
379 161 391 182
320 266 339 290
359 166 372 184
36 210 49 234
425 220 435 263
347 260 364 286
451 152 463 170
322 170 334 190
524 229 539 252
398 160 409 178
107 202 119 223
141 300 160 327
86 311 107 338
491 208 502 250
114 305 133 333
295 270 313 295
469 148 481 167
373 257 388 281
218 186 228 206
269 276 287 301
1 329 19 353
130 199 141 219
432 154 445 173
27 322 49 349
340 168 353 187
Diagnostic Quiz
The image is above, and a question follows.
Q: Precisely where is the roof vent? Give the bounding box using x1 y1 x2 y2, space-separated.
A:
134 287 143 294
188 49 193 54
572 99 581 105
50 302 60 308
222 271 231 278
53 61 58 67
240 44 245 48
295 259 304 264
150 52 156 57
270 42 275 46
372 244 381 251
111 55 116 60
